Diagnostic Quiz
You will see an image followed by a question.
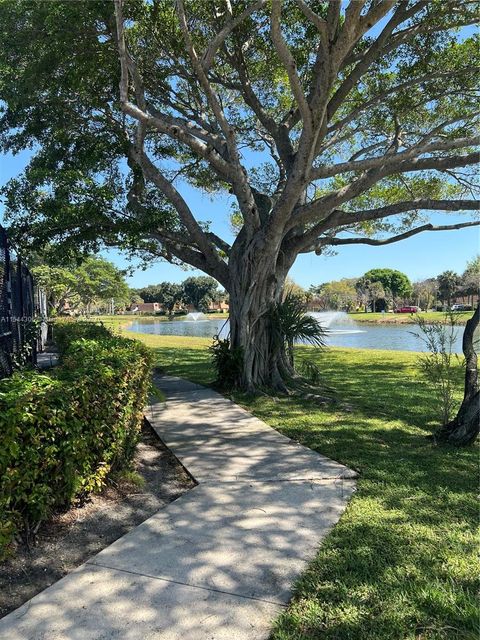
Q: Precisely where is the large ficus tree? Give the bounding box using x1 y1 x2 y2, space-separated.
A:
0 0 479 390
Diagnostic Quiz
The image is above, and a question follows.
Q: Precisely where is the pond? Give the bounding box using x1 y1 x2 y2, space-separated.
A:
127 311 464 353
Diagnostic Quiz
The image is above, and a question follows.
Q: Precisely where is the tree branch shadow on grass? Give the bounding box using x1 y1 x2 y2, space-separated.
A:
147 340 477 640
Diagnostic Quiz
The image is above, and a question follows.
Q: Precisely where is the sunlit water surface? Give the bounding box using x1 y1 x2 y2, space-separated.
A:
127 311 464 353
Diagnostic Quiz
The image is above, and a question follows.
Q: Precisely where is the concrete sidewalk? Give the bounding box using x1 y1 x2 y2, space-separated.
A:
0 375 356 640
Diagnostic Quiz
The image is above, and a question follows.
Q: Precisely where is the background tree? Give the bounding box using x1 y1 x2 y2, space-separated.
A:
459 256 480 306
354 277 371 313
413 278 438 311
182 276 219 312
74 257 130 314
369 281 387 312
363 269 412 307
437 270 460 308
312 279 357 311
355 276 388 312
210 287 229 308
32 256 130 315
283 277 307 302
136 285 163 303
130 292 144 305
137 282 184 315
157 282 184 318
31 265 80 316
1 0 479 389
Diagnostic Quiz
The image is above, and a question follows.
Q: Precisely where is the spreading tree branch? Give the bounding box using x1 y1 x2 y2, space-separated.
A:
114 0 228 279
293 199 479 254
317 220 480 252
270 0 311 126
297 152 479 229
327 2 429 121
328 67 480 136
202 0 267 71
176 0 260 232
311 136 480 180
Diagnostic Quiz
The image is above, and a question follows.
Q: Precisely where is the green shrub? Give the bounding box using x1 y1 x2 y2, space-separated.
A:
53 320 111 356
209 336 243 389
0 323 152 559
269 293 326 368
411 314 461 425
299 359 322 385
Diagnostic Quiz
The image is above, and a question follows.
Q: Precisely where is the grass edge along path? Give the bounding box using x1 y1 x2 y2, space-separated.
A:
92 325 479 639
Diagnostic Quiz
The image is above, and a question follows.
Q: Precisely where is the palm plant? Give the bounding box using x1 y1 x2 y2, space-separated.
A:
269 293 326 370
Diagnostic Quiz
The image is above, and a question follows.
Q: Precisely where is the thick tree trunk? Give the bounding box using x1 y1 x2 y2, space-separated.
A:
227 243 294 391
435 390 479 446
435 305 479 445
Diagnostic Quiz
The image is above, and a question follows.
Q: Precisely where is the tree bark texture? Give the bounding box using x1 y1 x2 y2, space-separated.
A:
435 306 479 445
228 240 295 390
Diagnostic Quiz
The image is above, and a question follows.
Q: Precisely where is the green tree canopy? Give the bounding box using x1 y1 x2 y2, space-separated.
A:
363 268 413 302
460 256 480 299
437 270 460 306
182 276 219 311
412 278 438 310
75 257 130 310
1 0 478 388
31 265 80 316
136 285 164 304
158 282 184 314
32 256 130 315
312 279 357 311
355 275 389 311
283 277 307 302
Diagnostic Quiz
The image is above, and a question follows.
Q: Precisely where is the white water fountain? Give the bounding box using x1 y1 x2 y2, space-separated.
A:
185 311 206 322
309 311 365 334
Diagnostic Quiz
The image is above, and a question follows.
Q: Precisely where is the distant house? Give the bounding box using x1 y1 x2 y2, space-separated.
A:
207 300 229 313
130 302 163 313
183 301 229 313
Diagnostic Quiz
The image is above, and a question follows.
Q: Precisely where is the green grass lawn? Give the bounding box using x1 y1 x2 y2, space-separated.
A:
94 324 479 639
349 311 471 325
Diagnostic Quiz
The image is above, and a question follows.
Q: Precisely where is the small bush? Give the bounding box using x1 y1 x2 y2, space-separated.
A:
0 323 152 559
411 314 461 425
299 359 322 385
209 336 243 389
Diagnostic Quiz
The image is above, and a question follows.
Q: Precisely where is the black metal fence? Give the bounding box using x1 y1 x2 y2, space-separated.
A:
0 225 38 378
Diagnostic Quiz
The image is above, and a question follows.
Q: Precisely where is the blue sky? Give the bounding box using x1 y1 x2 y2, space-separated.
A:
1 145 478 290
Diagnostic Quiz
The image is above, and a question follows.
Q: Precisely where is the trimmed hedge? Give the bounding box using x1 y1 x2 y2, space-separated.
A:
53 320 112 356
0 323 153 559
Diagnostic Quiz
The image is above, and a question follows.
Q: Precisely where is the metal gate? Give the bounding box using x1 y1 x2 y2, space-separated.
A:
0 225 39 378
